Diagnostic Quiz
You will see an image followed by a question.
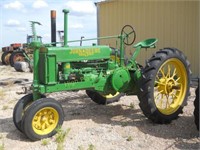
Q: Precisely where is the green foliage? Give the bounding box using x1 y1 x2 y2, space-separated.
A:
87 144 95 150
41 138 50 146
55 127 71 150
126 136 133 141
0 143 4 150
78 145 84 150
129 103 135 109
2 106 8 110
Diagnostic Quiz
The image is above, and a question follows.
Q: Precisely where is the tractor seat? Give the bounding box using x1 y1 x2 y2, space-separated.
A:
133 38 158 48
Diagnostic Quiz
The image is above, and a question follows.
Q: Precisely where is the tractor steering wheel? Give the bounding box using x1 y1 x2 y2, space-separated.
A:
121 25 136 46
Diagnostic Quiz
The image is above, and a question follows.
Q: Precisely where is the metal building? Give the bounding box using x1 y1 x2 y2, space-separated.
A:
96 0 200 77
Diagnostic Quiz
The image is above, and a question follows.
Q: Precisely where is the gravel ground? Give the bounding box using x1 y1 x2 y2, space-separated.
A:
0 62 199 150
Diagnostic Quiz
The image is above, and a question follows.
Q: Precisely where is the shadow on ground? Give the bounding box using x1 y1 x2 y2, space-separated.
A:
0 91 199 149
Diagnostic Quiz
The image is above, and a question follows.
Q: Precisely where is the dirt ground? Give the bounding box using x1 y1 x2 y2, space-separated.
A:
0 60 199 150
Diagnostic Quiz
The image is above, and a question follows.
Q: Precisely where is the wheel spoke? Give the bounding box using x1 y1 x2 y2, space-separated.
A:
167 65 171 77
175 77 180 82
172 68 177 78
155 80 165 86
159 68 166 78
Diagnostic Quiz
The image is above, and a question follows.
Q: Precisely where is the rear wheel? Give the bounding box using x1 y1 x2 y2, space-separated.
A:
22 98 64 141
1 51 11 65
86 90 123 105
9 51 25 67
194 82 199 130
138 48 191 124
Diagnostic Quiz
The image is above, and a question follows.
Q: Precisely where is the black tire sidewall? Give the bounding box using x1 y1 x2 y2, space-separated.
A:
10 51 25 67
13 94 33 132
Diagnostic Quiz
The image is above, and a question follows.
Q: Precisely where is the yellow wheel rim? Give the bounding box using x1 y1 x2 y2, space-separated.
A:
154 58 187 115
32 107 59 135
102 92 119 99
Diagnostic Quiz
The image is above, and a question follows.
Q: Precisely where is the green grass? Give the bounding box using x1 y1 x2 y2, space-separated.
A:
55 127 71 150
0 143 4 150
129 103 135 109
2 106 8 110
41 138 50 146
87 144 95 150
78 145 84 150
126 136 133 141
0 90 5 100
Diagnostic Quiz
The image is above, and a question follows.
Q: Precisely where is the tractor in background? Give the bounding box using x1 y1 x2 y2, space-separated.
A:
1 35 42 67
13 9 191 141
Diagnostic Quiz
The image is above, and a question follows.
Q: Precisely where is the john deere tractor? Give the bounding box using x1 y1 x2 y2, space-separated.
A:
13 9 191 141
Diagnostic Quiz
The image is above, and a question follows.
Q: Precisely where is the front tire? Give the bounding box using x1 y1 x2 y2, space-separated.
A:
13 94 45 132
138 48 191 124
22 98 64 141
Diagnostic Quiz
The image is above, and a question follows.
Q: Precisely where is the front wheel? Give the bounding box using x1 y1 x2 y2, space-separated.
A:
138 48 191 124
13 94 33 132
86 90 123 105
22 98 64 141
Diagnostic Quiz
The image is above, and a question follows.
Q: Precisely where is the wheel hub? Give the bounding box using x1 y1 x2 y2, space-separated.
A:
33 108 58 133
158 77 177 95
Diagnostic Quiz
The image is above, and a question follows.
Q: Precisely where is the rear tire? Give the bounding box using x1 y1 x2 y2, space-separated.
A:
1 51 11 65
22 98 64 141
138 48 191 124
194 82 199 130
86 90 123 105
9 51 25 67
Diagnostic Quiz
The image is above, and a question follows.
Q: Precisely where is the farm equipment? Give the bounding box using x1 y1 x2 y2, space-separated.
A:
1 35 42 67
13 9 191 141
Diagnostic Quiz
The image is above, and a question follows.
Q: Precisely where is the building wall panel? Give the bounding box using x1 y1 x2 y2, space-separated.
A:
97 0 199 77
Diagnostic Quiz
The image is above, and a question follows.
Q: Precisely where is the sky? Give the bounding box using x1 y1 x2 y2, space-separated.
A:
0 0 104 48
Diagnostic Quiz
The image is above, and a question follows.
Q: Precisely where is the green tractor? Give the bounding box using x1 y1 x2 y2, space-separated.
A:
13 9 191 141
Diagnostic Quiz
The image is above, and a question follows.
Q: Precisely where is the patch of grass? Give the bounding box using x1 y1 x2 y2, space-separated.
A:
41 138 50 146
126 136 133 141
78 145 84 150
2 106 8 110
55 127 71 150
87 144 95 150
0 90 5 99
121 122 128 127
0 143 4 150
129 103 135 109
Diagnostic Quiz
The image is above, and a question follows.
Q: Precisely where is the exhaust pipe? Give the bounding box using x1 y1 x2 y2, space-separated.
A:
63 9 69 47
51 10 56 46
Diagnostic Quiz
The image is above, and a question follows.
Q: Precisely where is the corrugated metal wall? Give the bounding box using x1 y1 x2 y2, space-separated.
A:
96 0 199 77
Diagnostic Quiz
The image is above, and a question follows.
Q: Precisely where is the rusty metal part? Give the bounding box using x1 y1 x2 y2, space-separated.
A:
4 52 11 65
